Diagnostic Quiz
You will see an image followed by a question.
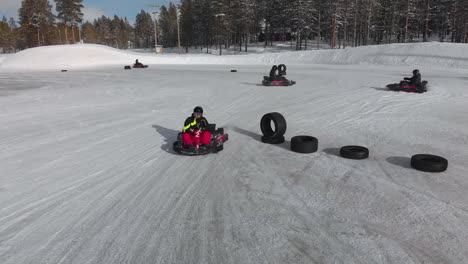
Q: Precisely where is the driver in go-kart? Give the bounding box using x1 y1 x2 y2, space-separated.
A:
182 106 211 149
134 59 143 67
403 69 422 86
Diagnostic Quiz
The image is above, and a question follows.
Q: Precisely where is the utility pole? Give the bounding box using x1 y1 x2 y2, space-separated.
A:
215 13 225 56
148 2 160 52
152 11 158 46
78 22 82 43
177 7 181 54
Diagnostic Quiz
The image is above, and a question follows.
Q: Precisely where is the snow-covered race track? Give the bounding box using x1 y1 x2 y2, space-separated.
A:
0 63 467 263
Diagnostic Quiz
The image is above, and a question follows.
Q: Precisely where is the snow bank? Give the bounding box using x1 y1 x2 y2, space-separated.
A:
267 42 468 69
0 44 136 71
0 54 10 64
1 42 468 71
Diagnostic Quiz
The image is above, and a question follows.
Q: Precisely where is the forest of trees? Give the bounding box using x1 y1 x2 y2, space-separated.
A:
1 0 467 53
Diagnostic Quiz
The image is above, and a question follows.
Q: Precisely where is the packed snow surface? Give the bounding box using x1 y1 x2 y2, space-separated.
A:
0 43 467 264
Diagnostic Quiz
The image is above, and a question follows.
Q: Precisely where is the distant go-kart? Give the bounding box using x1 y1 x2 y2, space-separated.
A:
133 64 148 68
386 80 428 93
262 77 296 86
262 64 296 86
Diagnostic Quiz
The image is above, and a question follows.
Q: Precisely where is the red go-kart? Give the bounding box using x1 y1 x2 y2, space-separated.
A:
386 80 428 93
173 124 228 156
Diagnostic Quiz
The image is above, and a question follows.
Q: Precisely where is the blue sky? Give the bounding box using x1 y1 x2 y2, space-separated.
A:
82 0 175 20
0 0 178 23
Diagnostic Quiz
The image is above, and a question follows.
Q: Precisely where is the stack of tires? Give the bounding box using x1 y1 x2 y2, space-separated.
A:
260 112 319 154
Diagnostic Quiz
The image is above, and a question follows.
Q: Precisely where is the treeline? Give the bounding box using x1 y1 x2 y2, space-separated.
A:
1 0 85 52
173 0 468 51
1 0 467 53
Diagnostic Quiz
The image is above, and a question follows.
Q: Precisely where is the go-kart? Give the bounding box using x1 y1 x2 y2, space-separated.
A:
262 76 296 86
173 124 228 156
262 64 296 86
386 80 428 93
133 64 148 68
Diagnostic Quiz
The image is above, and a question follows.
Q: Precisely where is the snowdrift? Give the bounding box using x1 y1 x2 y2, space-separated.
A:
0 44 136 71
0 54 9 64
260 42 468 69
1 42 468 71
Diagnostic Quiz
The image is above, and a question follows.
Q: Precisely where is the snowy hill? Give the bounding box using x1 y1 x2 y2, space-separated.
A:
0 43 467 263
1 42 468 71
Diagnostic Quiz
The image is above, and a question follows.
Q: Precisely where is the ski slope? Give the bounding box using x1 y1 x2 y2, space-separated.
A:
0 44 467 264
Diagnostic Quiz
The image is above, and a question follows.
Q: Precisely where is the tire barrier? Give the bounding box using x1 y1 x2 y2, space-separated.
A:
411 154 448 172
291 136 318 153
256 112 447 173
260 112 287 144
340 146 369 160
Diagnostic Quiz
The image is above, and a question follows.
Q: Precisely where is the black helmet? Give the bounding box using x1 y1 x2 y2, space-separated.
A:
193 106 203 114
413 69 419 75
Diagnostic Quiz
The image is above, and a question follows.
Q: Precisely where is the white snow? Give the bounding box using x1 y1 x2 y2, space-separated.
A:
0 44 467 264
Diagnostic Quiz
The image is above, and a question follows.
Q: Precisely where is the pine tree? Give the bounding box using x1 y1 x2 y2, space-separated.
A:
134 10 154 49
180 0 195 51
0 18 10 52
192 0 215 52
81 22 97 43
19 0 55 48
55 0 84 44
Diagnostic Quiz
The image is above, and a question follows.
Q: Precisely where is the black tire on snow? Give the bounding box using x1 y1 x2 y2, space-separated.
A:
124 66 131 70
261 135 285 144
290 136 318 153
260 112 287 139
411 154 448 172
340 145 369 160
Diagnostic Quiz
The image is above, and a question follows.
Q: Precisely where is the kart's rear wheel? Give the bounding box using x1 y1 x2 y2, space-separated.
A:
173 141 183 153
